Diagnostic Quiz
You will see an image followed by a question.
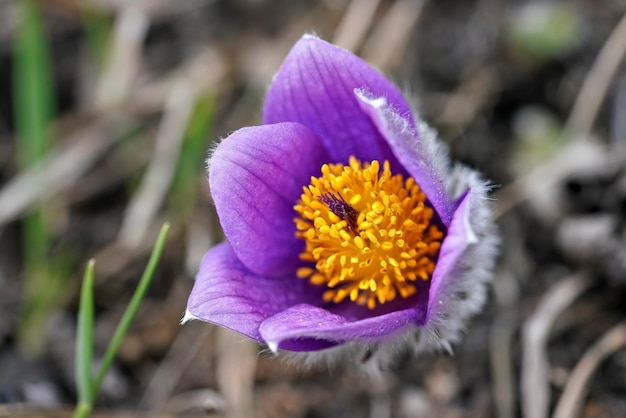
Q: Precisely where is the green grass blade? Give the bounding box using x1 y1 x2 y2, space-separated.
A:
91 223 171 399
169 93 216 215
73 259 96 418
14 0 54 167
76 260 96 403
14 0 57 355
14 0 53 263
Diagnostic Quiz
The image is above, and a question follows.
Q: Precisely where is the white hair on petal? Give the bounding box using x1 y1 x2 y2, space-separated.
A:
275 329 415 376
414 163 500 355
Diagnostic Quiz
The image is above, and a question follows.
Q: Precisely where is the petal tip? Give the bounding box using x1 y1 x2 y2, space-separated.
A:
290 33 325 54
267 341 279 353
181 309 198 325
354 89 387 108
301 33 319 41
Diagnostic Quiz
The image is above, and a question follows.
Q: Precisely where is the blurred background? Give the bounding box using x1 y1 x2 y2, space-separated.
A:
0 0 625 417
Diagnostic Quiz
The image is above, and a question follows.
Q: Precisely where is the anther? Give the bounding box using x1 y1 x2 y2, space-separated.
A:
318 192 359 232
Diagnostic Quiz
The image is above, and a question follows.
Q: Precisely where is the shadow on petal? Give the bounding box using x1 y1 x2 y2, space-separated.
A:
210 122 329 277
188 243 325 342
259 303 420 351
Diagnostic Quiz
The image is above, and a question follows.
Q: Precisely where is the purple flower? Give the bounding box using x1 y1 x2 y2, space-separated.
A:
184 35 498 367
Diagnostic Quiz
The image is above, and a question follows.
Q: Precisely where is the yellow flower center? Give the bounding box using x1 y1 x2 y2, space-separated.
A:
294 156 444 310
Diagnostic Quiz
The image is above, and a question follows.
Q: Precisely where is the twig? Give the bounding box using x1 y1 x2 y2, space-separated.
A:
163 389 227 417
493 140 626 219
117 80 196 248
611 72 626 143
435 66 497 130
563 12 626 140
494 12 626 217
0 117 129 227
132 47 224 113
521 273 592 418
94 5 149 109
216 328 257 418
332 0 381 53
0 44 224 228
93 218 180 280
490 311 518 418
552 321 626 418
361 0 425 72
138 322 213 413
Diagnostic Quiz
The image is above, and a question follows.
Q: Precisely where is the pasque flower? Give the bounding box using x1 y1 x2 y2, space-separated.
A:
184 35 498 368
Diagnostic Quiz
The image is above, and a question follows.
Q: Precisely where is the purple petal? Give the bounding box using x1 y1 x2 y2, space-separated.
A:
259 303 420 351
330 281 429 323
263 35 414 166
355 91 455 226
187 242 324 342
426 191 476 322
209 122 329 277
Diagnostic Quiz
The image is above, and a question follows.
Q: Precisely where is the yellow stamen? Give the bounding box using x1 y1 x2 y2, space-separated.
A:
294 156 443 309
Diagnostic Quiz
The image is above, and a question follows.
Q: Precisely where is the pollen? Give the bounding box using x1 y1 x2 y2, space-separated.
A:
294 156 444 310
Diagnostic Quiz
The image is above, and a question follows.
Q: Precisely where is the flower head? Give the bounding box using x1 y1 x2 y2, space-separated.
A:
184 35 498 369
